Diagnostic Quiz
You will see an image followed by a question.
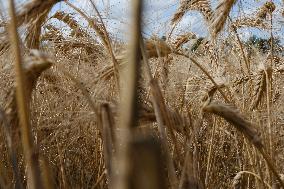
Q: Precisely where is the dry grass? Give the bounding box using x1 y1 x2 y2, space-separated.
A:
0 0 284 189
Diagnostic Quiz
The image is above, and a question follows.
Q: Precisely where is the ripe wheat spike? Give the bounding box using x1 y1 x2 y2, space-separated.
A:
202 100 263 148
172 0 213 24
209 0 236 39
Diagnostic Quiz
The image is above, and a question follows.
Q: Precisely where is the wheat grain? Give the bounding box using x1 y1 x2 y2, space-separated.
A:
256 1 276 19
250 70 266 110
231 2 276 31
51 11 90 38
172 0 212 24
173 32 196 49
232 17 269 29
209 0 236 39
232 172 242 189
145 37 172 58
202 100 263 148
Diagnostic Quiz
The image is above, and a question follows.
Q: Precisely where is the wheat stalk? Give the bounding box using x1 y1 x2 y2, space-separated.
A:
99 103 115 186
101 99 191 135
7 2 55 185
229 17 251 75
110 1 143 188
8 1 44 187
3 50 53 185
139 34 180 188
0 108 23 189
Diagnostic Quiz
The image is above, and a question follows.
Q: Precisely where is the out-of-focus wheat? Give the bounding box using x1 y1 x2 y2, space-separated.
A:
0 0 283 188
209 0 236 39
172 0 212 24
51 11 91 38
173 32 196 49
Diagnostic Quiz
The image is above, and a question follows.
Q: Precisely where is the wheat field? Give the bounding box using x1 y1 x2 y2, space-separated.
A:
0 0 284 188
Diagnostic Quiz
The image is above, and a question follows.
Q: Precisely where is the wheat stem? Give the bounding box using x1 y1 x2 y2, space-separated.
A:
8 0 42 188
111 1 142 189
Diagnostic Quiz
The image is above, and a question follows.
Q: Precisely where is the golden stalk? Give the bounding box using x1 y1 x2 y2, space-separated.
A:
7 0 42 188
140 35 179 188
111 1 142 189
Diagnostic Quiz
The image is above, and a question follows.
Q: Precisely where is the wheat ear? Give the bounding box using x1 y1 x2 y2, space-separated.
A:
209 0 236 39
203 100 284 188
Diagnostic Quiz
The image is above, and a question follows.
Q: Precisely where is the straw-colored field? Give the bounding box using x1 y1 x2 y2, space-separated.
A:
0 0 284 188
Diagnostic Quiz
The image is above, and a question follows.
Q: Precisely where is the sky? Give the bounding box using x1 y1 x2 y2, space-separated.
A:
62 0 284 42
0 0 283 43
